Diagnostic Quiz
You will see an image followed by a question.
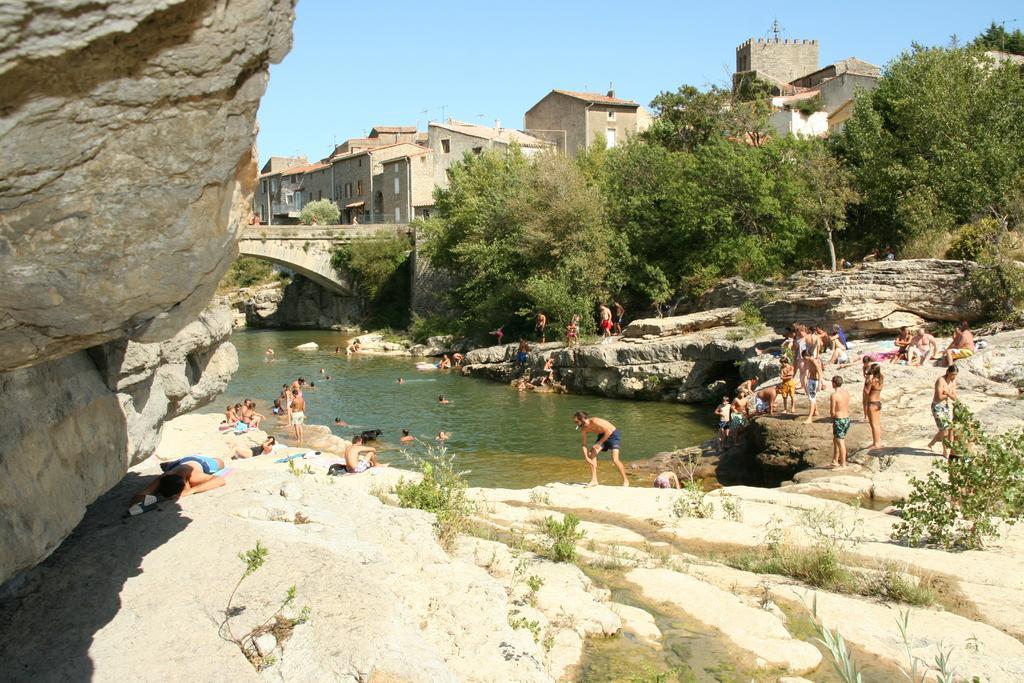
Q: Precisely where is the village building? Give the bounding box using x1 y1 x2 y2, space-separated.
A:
381 147 435 223
523 89 652 156
426 119 553 188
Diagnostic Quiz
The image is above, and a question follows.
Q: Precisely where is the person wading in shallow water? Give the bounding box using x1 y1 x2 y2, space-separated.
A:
573 411 628 487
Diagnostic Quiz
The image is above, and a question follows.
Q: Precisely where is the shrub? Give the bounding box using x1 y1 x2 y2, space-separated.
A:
672 481 713 519
737 301 766 336
219 257 275 290
333 235 412 326
408 313 456 344
299 199 339 225
394 444 474 551
892 401 1024 549
540 513 585 563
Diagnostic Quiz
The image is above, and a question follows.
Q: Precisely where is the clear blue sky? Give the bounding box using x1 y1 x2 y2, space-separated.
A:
256 0 1020 165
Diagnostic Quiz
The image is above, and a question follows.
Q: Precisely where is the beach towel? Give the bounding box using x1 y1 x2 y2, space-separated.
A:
274 452 313 463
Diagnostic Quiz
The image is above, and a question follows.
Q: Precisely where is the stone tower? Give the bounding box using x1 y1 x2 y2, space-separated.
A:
735 37 819 84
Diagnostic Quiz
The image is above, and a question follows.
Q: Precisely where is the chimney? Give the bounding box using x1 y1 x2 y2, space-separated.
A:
607 89 615 98
494 118 501 130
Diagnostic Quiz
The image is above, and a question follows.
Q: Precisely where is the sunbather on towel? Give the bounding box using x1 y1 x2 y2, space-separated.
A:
130 456 226 504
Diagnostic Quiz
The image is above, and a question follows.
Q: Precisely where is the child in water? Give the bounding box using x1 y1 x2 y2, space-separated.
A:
400 429 414 443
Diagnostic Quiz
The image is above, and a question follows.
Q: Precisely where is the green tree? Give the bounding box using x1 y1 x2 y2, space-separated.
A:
421 147 612 339
219 257 275 290
299 198 340 225
832 45 1024 252
332 234 411 325
793 140 860 271
642 85 733 152
972 21 1024 55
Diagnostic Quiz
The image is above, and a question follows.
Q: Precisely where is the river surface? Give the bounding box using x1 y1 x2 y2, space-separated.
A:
212 330 715 488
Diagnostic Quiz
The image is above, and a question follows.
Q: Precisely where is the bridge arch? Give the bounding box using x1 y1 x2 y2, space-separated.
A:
236 225 411 296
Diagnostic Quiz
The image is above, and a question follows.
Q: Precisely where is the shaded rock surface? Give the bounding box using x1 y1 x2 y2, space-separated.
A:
0 0 296 371
700 260 981 336
234 275 360 329
1 306 236 581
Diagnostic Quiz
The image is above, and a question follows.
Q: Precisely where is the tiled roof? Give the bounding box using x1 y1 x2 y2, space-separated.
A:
381 147 432 162
431 120 552 147
551 89 640 106
259 161 328 178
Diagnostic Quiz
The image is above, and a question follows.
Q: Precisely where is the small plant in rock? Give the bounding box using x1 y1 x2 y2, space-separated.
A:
220 541 310 671
529 489 552 506
896 609 956 682
541 513 585 563
394 443 475 552
737 301 766 336
542 633 556 652
807 596 864 683
526 574 544 597
720 493 743 522
893 401 1024 549
672 480 713 519
508 613 543 643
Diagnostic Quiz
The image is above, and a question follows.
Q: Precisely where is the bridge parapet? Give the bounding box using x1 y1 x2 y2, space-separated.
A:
240 224 412 243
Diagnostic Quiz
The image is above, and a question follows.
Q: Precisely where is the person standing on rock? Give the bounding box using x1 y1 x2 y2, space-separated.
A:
535 311 547 343
598 304 613 341
574 411 628 487
779 358 796 414
613 301 626 335
927 365 959 459
715 397 732 450
865 364 884 450
829 376 851 469
288 388 306 444
802 349 823 424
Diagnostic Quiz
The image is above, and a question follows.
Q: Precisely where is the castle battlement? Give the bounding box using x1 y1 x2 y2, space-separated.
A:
735 34 820 84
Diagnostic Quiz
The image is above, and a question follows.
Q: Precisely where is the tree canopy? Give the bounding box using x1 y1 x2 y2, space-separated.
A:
973 21 1024 55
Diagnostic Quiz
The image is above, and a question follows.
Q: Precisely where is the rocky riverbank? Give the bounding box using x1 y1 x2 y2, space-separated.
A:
4 411 1023 681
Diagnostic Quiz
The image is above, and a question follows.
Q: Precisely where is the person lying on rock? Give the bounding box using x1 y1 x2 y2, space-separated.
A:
343 435 388 473
231 436 277 460
130 456 226 505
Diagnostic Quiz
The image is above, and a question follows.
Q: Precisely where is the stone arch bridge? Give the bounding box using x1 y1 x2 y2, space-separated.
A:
237 225 412 295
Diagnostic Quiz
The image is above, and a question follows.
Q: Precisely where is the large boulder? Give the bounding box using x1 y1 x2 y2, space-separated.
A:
0 1 294 582
1 305 236 580
701 260 982 336
0 0 295 372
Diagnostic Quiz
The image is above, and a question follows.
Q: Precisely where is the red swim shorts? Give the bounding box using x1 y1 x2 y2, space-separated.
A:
600 320 612 330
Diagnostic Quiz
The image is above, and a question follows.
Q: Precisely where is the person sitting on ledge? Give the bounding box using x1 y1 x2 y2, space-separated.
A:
940 321 975 366
130 456 226 505
344 435 387 473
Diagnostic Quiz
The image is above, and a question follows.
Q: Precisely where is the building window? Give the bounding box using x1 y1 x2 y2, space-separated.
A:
345 183 352 198
394 177 400 194
606 128 617 147
261 179 267 194
395 164 401 175
318 190 322 200
358 158 363 167
357 180 364 195
472 146 482 155
607 111 616 121
420 156 427 164
395 207 401 222
441 138 451 154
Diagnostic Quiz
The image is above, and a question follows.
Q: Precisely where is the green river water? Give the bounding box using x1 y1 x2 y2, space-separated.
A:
212 330 715 488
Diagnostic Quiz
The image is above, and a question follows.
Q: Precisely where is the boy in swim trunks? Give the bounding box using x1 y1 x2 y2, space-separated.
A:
927 365 959 459
130 455 226 505
829 376 851 469
779 358 796 414
288 388 306 445
714 396 732 451
343 436 387 473
574 411 628 487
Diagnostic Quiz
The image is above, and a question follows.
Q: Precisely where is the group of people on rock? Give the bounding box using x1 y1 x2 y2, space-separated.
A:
710 319 977 473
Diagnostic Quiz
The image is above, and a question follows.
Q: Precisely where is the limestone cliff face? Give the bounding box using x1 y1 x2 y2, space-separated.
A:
0 1 294 582
0 0 295 372
701 260 982 335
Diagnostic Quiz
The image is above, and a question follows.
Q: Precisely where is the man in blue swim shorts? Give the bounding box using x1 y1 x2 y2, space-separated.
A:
130 455 226 505
574 411 628 487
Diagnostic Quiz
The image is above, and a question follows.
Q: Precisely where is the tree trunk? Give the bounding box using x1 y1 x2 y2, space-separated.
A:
826 224 837 271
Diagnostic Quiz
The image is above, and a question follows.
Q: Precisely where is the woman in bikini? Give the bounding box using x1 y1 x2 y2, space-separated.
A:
865 363 884 450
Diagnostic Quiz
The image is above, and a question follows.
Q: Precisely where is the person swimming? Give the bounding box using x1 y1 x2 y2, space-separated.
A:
400 429 414 443
438 395 451 404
